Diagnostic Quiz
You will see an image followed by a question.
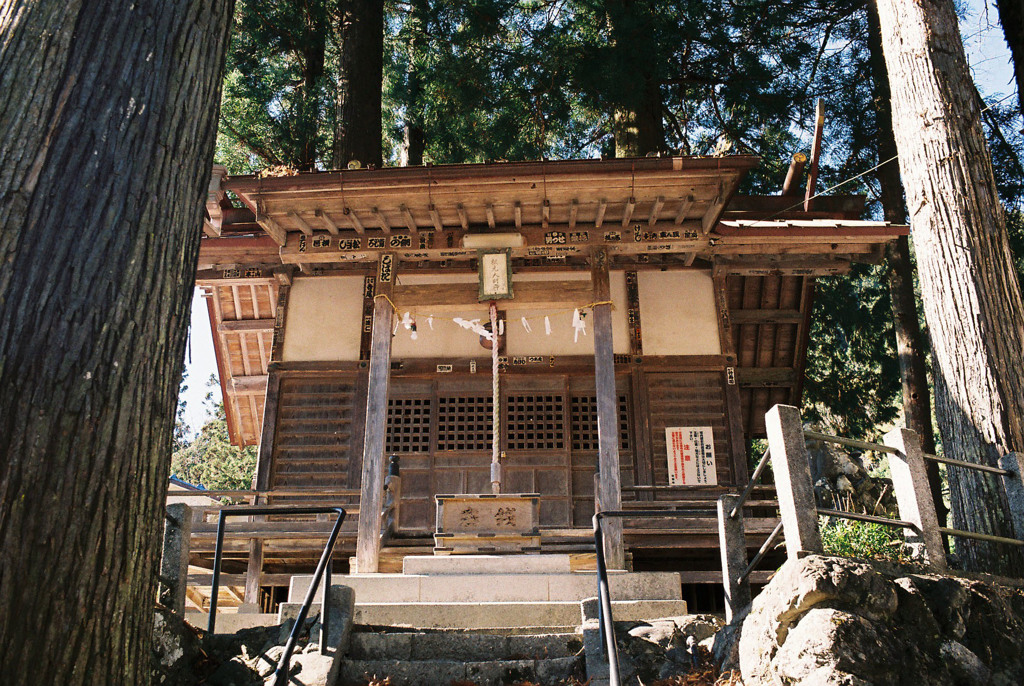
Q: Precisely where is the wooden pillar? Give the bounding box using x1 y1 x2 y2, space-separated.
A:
591 248 624 569
884 427 947 570
764 404 822 560
355 254 396 573
244 280 288 605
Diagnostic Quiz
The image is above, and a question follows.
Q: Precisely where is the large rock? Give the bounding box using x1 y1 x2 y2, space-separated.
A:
735 555 1024 685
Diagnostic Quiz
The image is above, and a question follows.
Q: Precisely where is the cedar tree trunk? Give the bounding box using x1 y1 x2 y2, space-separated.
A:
995 0 1024 119
400 0 427 167
607 0 665 157
332 0 385 169
866 0 947 533
876 0 1024 574
0 1 233 683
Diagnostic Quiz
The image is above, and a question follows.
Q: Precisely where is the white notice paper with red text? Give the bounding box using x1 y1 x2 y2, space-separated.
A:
665 426 717 486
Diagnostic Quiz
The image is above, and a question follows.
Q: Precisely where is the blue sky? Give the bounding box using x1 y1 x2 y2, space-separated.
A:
177 1 1019 436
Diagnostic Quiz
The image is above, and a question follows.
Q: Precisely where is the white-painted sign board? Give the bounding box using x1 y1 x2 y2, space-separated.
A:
666 426 717 485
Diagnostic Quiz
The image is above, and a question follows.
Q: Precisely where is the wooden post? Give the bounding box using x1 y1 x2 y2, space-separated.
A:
884 427 947 569
355 254 396 573
998 453 1024 543
764 404 822 560
591 248 624 569
717 495 750 623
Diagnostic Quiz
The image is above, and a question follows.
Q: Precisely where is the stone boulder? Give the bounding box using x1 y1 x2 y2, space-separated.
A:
733 555 1024 685
806 434 897 517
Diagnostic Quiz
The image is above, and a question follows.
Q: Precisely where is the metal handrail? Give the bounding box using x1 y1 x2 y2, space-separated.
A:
924 453 1011 476
940 527 1024 547
803 429 900 455
207 505 347 686
594 509 716 686
730 447 771 519
737 521 784 586
816 507 921 533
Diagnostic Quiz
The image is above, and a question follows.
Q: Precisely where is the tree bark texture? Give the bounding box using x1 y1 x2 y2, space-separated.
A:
866 0 946 532
399 0 427 167
607 0 665 157
332 0 385 169
876 0 1024 574
995 0 1024 119
0 1 233 683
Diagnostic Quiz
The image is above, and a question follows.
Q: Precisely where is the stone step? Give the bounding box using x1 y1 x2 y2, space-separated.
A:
402 553 571 575
348 630 582 661
336 656 580 686
288 570 681 604
345 599 688 629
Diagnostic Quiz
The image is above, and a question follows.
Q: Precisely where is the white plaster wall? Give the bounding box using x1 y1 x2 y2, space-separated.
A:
638 270 720 355
283 270 632 362
282 276 363 362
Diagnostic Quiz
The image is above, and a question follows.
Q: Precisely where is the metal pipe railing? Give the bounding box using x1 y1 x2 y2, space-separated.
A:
923 453 1011 477
816 508 921 533
207 505 347 686
593 509 718 686
803 429 900 455
940 527 1024 547
737 520 783 586
730 448 771 519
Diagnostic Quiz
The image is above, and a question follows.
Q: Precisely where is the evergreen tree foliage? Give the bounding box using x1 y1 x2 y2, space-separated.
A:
207 0 1023 448
171 376 257 491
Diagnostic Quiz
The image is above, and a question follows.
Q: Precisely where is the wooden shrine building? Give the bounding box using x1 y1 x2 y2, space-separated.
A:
191 155 904 604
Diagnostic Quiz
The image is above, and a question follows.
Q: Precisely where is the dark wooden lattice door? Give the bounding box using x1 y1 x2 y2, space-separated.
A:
383 374 634 531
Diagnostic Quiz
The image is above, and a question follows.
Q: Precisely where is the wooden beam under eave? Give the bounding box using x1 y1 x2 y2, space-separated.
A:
393 280 593 311
203 218 221 238
702 193 727 235
730 309 804 324
372 207 391 234
621 197 636 227
400 204 419 235
457 203 469 231
218 318 276 333
230 374 269 395
317 209 340 235
675 195 695 225
735 367 797 386
514 201 523 230
647 196 665 226
288 211 314 236
569 199 579 230
258 216 287 246
595 199 607 229
485 203 496 230
429 204 443 232
344 208 365 234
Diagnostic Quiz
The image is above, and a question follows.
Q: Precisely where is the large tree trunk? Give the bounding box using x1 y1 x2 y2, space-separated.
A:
0 1 233 683
995 0 1024 119
876 0 1024 574
332 0 385 169
298 7 328 171
865 0 947 533
399 0 428 167
607 0 665 157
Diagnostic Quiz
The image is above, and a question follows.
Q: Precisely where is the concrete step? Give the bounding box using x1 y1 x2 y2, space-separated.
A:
336 656 580 686
347 599 688 629
289 570 681 604
348 630 582 661
402 553 571 574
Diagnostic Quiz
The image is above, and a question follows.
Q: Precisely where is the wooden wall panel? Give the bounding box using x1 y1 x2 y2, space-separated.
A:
645 370 734 491
269 374 358 492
